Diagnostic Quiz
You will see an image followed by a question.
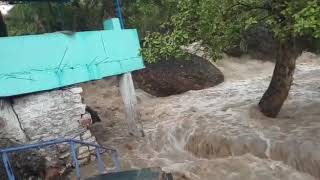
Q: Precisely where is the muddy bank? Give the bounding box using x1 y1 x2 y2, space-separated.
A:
79 52 320 179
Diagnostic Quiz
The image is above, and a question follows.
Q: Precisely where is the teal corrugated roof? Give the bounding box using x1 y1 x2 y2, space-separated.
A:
0 18 144 97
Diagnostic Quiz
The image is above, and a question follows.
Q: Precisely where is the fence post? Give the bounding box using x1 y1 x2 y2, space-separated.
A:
70 140 81 180
95 148 106 174
114 0 125 29
2 152 15 180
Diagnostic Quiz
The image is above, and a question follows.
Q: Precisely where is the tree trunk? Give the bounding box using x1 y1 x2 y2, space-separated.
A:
0 11 8 37
259 41 298 118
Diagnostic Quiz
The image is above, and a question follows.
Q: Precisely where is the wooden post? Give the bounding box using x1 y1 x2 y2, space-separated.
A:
103 19 144 136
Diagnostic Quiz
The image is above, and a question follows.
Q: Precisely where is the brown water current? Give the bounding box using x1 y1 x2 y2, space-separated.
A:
78 52 320 180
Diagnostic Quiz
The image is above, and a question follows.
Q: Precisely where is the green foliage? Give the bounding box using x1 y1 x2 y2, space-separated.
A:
293 0 320 38
124 0 177 38
5 0 320 62
5 0 112 36
141 0 200 62
142 31 187 63
142 0 320 63
141 0 251 63
5 0 175 38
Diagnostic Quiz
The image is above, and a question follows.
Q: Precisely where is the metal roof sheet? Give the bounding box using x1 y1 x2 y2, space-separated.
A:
0 18 144 97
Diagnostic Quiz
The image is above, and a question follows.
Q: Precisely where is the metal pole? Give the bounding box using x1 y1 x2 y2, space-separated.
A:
114 0 125 29
2 152 15 180
111 150 121 172
95 148 106 174
110 1 145 137
70 141 81 179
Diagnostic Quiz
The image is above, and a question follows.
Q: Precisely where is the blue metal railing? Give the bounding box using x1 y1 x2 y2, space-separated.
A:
0 138 121 180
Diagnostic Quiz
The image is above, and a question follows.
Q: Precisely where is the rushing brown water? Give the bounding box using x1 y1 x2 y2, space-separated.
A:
77 52 320 180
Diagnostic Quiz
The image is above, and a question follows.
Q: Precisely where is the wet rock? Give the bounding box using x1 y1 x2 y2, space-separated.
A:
133 54 224 97
45 167 61 180
242 25 277 60
86 106 102 124
226 25 320 61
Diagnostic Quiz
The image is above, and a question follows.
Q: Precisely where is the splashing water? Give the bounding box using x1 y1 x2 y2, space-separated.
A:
80 52 320 180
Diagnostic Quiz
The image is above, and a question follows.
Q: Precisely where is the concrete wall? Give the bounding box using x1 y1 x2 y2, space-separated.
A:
0 87 98 169
13 87 88 141
0 100 27 143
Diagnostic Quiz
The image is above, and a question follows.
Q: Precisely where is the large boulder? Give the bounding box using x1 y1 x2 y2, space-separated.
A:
133 54 224 97
227 25 320 61
226 26 277 60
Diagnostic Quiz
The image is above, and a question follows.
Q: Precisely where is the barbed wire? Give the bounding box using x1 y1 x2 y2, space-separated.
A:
0 56 142 81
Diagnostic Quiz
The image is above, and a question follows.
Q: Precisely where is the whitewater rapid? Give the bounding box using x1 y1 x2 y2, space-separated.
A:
80 52 320 180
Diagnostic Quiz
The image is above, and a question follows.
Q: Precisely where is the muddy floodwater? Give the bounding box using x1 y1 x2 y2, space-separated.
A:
74 52 320 180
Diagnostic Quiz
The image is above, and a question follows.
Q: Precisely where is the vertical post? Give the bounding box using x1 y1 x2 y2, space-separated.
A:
111 150 121 172
114 0 125 29
70 141 81 180
2 152 15 180
95 148 106 174
103 19 144 137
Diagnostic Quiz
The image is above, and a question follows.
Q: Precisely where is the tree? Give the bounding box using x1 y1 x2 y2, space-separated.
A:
5 0 170 36
123 0 177 38
0 11 7 37
142 0 320 118
4 0 174 38
5 1 112 36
